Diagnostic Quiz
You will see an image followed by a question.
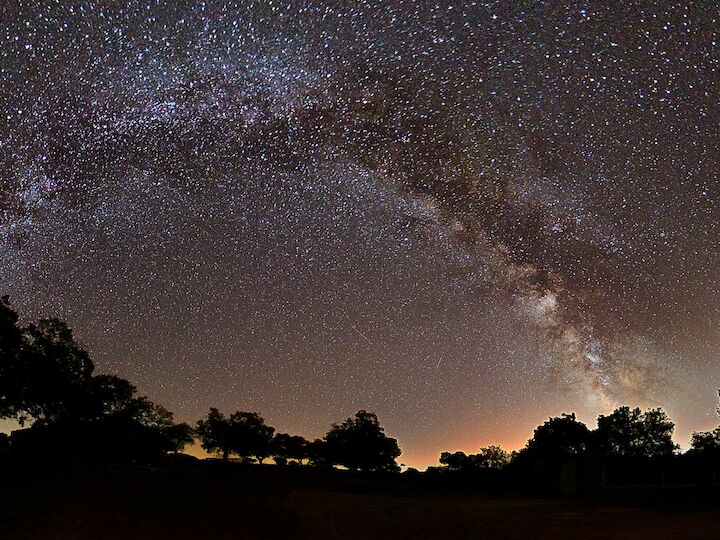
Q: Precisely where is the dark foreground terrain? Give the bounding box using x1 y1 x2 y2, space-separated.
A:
1 459 720 539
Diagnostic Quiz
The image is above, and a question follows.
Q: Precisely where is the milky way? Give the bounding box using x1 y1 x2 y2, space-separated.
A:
1 1 719 467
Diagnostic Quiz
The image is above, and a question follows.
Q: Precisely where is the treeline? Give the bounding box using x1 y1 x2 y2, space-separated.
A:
432 410 718 472
436 409 680 474
0 297 400 470
194 408 400 471
2 296 720 488
427 411 720 495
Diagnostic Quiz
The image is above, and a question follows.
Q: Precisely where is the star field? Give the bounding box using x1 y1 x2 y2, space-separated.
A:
1 1 719 467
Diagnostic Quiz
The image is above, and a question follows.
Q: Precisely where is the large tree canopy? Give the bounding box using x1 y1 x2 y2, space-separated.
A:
324 410 401 472
689 427 720 456
228 411 275 463
519 413 591 461
272 433 308 464
196 409 275 462
0 297 193 459
0 313 94 425
196 408 234 461
595 406 678 458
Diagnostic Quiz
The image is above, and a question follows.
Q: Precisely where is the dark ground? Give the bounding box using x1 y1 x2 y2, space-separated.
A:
1 459 720 539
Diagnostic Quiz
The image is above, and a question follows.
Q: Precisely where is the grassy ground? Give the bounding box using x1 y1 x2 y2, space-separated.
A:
1 460 719 539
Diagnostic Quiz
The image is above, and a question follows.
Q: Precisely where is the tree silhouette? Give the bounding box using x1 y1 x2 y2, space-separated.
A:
0 296 24 422
439 451 471 471
196 409 275 462
474 445 510 469
519 413 591 460
124 399 194 453
83 374 138 420
272 433 308 464
161 422 195 453
595 406 678 458
0 300 139 427
0 313 94 425
22 319 96 424
324 410 401 472
689 426 720 455
229 411 275 463
196 408 234 461
306 438 329 467
440 446 509 471
0 299 191 460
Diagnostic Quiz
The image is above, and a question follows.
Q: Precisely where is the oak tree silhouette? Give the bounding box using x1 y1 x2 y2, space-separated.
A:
272 433 308 464
0 297 194 460
305 438 330 468
518 413 591 461
196 409 275 462
229 411 275 463
196 408 234 461
474 445 510 469
689 426 720 456
0 315 93 425
324 410 401 472
439 451 471 471
595 406 678 458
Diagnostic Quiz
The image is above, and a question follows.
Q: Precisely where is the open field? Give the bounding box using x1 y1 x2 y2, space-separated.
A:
2 460 720 539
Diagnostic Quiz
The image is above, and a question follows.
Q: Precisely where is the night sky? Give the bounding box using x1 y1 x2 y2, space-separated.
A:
1 1 719 468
